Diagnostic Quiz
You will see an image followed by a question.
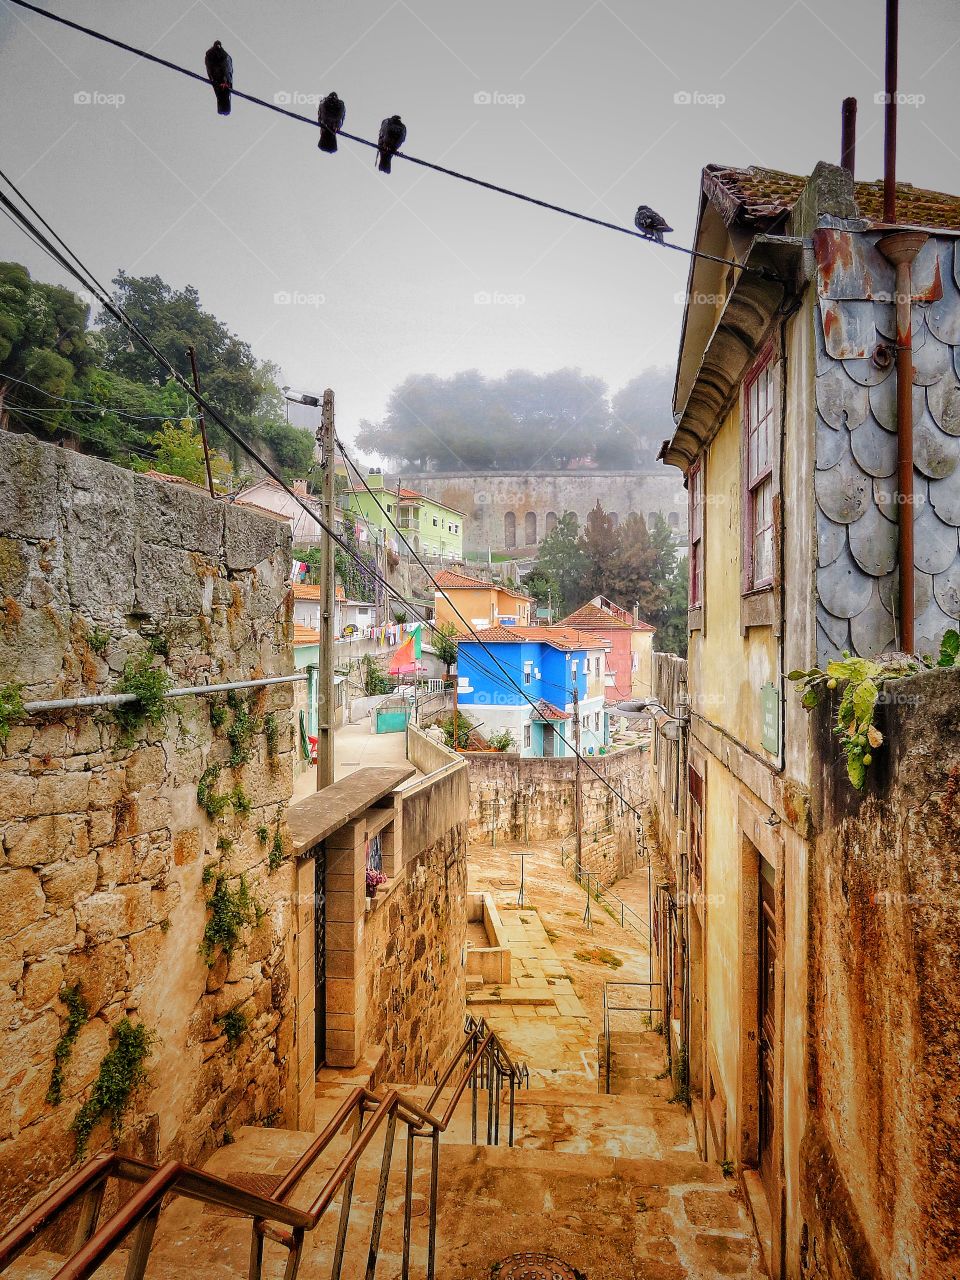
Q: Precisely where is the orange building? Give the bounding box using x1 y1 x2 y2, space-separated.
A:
433 569 533 634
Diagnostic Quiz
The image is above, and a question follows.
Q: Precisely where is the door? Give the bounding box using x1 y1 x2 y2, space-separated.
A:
314 843 327 1067
758 866 777 1199
542 723 555 757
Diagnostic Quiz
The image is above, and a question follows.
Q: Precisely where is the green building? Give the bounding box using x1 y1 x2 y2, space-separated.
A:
342 468 465 561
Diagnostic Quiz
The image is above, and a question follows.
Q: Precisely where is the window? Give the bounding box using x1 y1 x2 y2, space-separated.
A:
504 512 516 548
432 517 439 527
584 656 591 674
545 511 558 535
744 352 775 590
523 662 532 686
523 723 531 749
524 511 537 544
668 511 679 528
594 711 600 731
571 660 578 680
689 460 704 608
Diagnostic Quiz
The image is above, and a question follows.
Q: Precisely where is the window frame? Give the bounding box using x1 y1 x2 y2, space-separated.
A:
742 347 776 594
688 458 704 612
523 722 531 749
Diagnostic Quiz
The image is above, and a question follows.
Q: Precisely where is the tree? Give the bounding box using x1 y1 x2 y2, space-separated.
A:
521 565 557 619
536 512 586 616
0 262 94 430
606 513 666 622
655 555 689 656
578 502 620 601
609 368 676 468
133 418 232 488
431 623 459 676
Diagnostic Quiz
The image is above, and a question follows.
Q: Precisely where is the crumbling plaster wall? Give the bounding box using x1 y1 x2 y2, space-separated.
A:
801 667 960 1280
0 433 298 1223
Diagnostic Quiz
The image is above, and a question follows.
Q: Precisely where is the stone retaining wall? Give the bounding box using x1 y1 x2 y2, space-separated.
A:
0 434 297 1222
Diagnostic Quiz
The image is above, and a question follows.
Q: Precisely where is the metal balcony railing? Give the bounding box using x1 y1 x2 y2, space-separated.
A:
0 1017 527 1280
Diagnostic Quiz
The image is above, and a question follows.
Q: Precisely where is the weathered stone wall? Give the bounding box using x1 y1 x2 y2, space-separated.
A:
464 747 645 884
0 434 298 1223
400 470 687 555
800 667 960 1280
363 822 467 1085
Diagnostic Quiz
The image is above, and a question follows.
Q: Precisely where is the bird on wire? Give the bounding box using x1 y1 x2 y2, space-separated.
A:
318 92 346 152
634 205 673 243
376 115 407 173
204 40 233 115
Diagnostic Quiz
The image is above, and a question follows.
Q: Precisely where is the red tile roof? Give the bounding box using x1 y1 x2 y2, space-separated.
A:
293 624 321 645
562 602 656 632
530 698 571 721
703 164 960 232
396 487 466 516
465 625 610 652
434 569 532 602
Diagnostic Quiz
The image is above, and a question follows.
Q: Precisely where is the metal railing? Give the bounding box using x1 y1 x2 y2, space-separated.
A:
560 841 652 945
0 1017 527 1280
601 980 664 1093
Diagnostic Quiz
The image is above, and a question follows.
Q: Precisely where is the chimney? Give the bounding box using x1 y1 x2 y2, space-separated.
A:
292 478 309 496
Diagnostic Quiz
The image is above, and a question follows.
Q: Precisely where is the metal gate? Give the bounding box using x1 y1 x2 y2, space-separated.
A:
314 842 326 1067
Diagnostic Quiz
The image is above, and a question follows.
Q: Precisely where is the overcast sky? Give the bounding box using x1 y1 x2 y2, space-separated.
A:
2 0 960 449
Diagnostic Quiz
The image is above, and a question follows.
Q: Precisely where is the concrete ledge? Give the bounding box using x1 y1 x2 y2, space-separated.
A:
465 891 512 984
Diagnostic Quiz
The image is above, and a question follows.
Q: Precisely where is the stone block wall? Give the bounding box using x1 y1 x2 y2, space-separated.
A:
0 434 298 1223
800 666 960 1280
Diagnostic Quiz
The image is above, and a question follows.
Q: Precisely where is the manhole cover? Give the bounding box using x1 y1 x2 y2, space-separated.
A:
491 1254 585 1279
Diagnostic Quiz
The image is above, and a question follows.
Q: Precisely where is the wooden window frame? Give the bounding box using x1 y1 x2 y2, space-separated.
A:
688 458 704 625
742 347 776 596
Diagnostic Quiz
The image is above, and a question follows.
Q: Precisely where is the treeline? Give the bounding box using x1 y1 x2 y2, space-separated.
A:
356 366 674 472
0 263 314 481
525 502 688 655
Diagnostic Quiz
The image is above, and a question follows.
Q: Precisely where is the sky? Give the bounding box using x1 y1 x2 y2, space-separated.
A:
2 0 960 452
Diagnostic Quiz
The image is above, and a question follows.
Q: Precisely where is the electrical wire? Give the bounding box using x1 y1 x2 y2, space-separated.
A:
0 172 648 822
3 0 779 281
0 371 194 421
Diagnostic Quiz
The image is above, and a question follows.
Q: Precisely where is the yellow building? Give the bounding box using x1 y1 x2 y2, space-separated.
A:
650 161 960 1280
433 568 533 634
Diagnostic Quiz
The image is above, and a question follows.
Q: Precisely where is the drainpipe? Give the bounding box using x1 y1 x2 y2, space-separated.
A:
21 672 308 715
877 231 927 652
840 97 857 178
883 0 899 222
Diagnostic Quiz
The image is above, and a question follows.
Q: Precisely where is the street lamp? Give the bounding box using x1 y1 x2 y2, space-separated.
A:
613 697 688 740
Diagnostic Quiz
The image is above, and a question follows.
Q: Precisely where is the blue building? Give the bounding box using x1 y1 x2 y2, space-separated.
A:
456 626 611 757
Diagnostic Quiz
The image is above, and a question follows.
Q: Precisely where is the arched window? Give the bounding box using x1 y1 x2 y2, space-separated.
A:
504 511 516 548
609 512 619 528
545 511 558 535
668 511 679 528
524 511 537 545
648 510 661 528
628 511 639 521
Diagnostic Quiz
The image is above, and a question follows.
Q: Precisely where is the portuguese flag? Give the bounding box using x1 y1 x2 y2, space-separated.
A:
389 625 422 675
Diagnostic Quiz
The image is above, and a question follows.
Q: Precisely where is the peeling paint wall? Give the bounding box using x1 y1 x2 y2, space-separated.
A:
0 433 297 1223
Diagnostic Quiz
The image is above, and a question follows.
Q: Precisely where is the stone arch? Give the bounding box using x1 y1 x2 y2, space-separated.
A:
668 511 679 528
609 512 619 529
524 511 537 545
545 511 558 536
504 511 516 548
628 510 639 521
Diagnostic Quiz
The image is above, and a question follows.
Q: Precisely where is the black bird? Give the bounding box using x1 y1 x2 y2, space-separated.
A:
204 40 233 116
634 205 673 244
318 92 346 153
376 115 407 174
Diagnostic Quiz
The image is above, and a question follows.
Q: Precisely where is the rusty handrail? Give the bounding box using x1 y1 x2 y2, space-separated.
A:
0 1153 116 1268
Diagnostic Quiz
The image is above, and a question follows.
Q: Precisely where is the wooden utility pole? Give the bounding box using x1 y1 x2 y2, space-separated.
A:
572 683 583 880
317 388 336 790
186 346 215 498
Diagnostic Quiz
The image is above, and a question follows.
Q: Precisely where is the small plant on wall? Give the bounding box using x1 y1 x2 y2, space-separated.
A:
112 656 172 744
72 1018 155 1157
46 984 89 1107
0 683 25 747
200 874 264 966
218 1008 249 1052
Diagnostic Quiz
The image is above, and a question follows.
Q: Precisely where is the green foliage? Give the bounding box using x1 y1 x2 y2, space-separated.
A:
269 828 285 872
360 654 392 696
201 860 217 887
431 622 459 675
218 1008 248 1052
938 629 960 667
256 825 269 845
263 712 280 758
197 764 231 820
132 417 233 488
392 609 408 624
439 711 473 750
535 512 585 615
670 1042 691 1107
226 690 255 767
46 985 89 1106
216 834 234 854
721 1158 735 1178
71 1018 154 1157
146 632 170 660
200 874 263 966
0 683 25 746
231 786 252 818
209 699 228 730
487 728 515 752
112 657 171 742
788 652 918 790
521 565 558 618
88 628 110 657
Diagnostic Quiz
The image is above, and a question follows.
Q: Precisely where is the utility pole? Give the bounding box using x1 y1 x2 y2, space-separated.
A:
317 388 336 790
186 346 215 498
572 682 583 881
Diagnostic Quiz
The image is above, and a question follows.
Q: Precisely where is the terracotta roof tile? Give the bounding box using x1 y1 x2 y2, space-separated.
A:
434 569 532 601
293 624 321 645
704 164 960 232
561 602 656 632
530 698 571 721
464 625 610 652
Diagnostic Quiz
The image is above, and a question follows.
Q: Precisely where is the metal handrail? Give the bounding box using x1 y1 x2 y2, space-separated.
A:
601 980 664 1093
5 1015 528 1280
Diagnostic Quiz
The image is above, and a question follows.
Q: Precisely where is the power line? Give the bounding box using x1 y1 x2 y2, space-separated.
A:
0 175 646 823
0 371 191 421
4 0 778 281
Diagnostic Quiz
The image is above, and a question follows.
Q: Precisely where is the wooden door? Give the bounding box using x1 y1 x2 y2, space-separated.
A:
758 869 777 1199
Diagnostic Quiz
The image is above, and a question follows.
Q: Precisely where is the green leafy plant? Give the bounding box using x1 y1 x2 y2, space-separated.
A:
88 628 110 657
937 629 960 668
256 825 269 845
218 1008 248 1052
200 874 263 966
721 1158 736 1178
360 654 392 696
216 834 234 854
209 699 228 731
46 985 89 1106
231 786 252 818
487 728 515 753
263 712 280 759
0 683 25 746
197 764 231 820
226 690 256 767
201 860 218 887
439 711 474 751
146 633 170 660
71 1018 154 1157
113 657 172 743
669 1042 691 1107
269 828 285 872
